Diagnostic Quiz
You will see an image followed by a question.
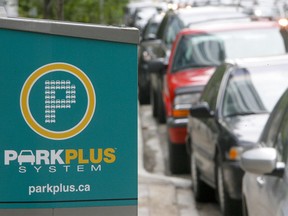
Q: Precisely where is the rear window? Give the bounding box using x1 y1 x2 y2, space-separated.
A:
222 67 288 117
172 28 286 72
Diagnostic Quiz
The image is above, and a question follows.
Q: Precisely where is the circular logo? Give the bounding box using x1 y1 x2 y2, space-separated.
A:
20 63 96 140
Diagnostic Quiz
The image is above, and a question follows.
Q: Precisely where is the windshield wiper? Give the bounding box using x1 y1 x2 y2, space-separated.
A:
225 110 269 117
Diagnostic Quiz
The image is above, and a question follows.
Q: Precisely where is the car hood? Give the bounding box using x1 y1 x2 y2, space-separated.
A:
170 67 215 89
221 114 269 143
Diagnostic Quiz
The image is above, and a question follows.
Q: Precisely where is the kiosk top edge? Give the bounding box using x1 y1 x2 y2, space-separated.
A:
0 17 140 44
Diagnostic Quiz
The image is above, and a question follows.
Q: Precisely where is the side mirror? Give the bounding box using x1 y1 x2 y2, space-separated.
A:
189 102 214 118
240 147 285 177
148 58 167 75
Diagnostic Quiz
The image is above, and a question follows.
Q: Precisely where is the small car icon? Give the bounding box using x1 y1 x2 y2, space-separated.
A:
18 150 35 165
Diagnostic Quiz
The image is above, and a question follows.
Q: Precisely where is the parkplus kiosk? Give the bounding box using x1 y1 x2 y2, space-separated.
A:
0 17 138 215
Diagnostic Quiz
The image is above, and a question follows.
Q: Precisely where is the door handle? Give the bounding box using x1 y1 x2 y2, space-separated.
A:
256 176 265 186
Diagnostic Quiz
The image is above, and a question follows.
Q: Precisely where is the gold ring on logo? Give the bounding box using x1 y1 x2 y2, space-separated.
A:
20 63 96 140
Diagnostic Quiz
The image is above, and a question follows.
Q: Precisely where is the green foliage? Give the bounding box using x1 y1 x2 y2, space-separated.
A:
19 0 129 25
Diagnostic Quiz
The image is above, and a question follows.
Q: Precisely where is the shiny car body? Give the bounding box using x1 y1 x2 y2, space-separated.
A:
241 87 288 216
167 21 288 174
187 55 288 216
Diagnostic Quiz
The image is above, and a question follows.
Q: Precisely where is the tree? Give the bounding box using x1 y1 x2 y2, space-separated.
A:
19 0 129 25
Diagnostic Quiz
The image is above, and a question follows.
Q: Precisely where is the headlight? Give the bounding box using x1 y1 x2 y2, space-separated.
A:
172 93 201 118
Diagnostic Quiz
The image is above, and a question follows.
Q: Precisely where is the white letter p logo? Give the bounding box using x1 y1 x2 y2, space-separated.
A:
45 80 76 123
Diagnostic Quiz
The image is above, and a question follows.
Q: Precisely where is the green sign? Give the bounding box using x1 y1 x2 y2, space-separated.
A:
0 18 138 209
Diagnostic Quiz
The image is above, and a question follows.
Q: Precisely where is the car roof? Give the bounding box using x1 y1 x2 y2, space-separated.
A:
172 6 249 26
180 21 279 35
228 55 288 68
148 12 165 24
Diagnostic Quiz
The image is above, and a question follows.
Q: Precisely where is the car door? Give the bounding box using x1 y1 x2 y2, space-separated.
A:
260 105 288 216
193 65 226 182
245 91 288 216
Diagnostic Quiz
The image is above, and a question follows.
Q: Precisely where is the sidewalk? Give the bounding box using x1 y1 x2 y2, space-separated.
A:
137 108 199 216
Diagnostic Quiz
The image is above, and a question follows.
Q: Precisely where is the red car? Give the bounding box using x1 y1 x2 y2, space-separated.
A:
164 21 288 174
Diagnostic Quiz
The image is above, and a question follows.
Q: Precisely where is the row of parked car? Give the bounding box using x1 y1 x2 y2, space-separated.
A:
135 1 288 216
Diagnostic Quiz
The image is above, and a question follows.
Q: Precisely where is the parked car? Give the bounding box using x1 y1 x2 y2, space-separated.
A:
124 1 166 27
166 21 288 174
138 13 164 104
146 5 250 122
131 6 163 33
187 54 288 216
241 87 288 216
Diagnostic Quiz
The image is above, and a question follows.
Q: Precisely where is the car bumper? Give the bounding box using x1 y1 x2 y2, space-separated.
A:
167 117 188 144
222 160 244 200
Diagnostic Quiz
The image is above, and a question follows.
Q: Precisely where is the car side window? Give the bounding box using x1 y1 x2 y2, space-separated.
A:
260 91 288 148
201 64 226 111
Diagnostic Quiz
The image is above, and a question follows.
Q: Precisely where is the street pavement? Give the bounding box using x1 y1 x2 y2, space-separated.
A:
138 105 221 216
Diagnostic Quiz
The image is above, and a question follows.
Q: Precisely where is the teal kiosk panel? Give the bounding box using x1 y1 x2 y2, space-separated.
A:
0 17 138 214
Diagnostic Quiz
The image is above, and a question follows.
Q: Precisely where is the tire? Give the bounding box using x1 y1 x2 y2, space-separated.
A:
139 87 150 105
168 140 190 174
150 87 157 118
157 93 166 124
216 154 241 216
242 196 249 216
191 151 213 202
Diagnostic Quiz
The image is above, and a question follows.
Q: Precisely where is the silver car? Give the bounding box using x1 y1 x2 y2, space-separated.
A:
241 88 288 216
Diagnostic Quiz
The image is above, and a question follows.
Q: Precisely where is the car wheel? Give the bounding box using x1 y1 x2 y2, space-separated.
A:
150 87 157 118
216 154 240 216
168 139 189 174
191 151 213 202
242 195 249 216
157 92 166 124
139 86 150 105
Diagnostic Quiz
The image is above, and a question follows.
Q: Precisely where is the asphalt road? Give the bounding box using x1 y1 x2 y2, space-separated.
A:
139 105 221 216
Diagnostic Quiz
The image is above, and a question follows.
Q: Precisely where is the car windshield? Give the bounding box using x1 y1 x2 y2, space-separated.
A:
172 28 286 72
143 21 160 39
222 68 288 117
